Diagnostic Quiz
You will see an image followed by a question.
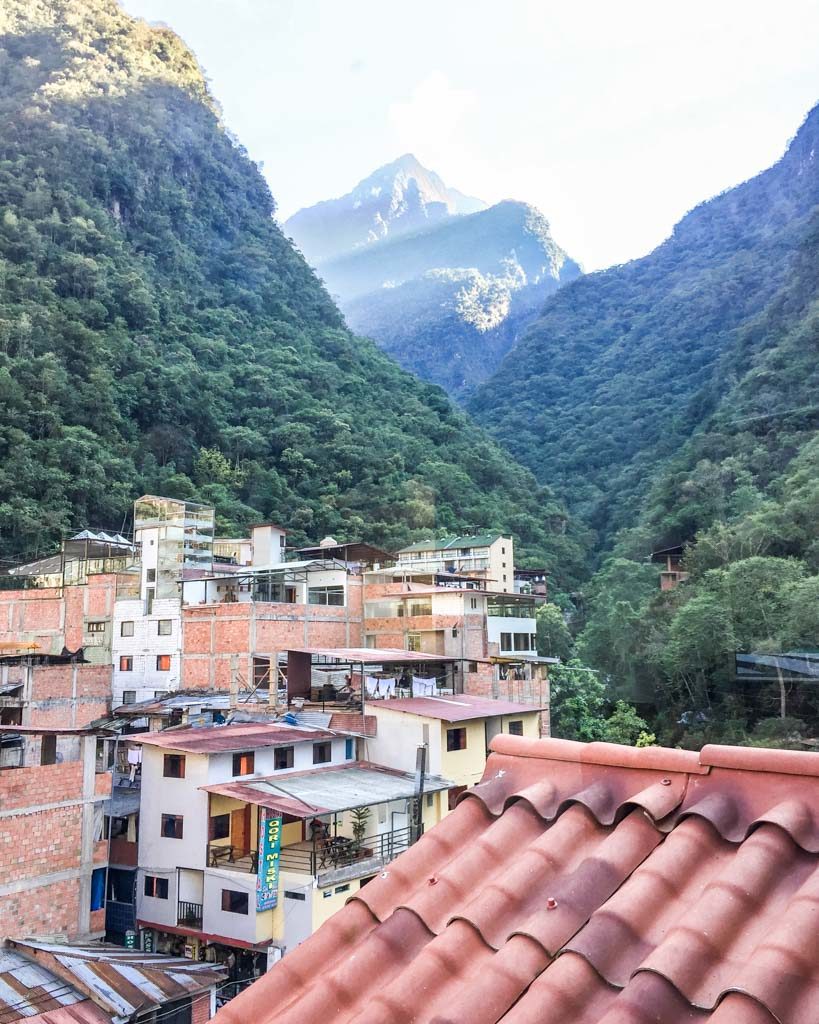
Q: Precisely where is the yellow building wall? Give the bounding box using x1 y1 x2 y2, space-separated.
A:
439 718 488 788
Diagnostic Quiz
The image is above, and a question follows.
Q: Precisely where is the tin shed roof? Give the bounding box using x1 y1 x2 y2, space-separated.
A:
5 942 226 1023
370 694 543 722
214 736 819 1024
129 722 337 753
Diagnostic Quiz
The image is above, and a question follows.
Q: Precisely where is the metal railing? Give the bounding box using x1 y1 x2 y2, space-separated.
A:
279 825 415 876
177 901 203 928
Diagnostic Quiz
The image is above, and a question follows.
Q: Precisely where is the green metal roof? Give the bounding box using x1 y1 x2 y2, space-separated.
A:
397 534 504 555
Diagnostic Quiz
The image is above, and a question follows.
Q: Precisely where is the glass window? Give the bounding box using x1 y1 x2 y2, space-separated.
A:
513 633 531 651
161 814 183 839
156 654 171 671
307 586 345 606
145 588 155 614
500 633 512 651
446 728 467 752
406 599 432 617
313 741 332 764
274 746 294 770
158 619 172 636
345 738 354 760
407 633 421 652
86 621 106 633
122 690 136 704
120 621 134 637
209 813 230 840
221 889 249 915
146 568 156 582
119 656 133 672
508 720 524 736
232 751 255 776
40 734 57 765
163 754 185 779
144 875 169 899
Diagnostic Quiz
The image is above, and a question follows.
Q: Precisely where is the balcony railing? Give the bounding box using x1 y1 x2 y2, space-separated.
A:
279 825 416 877
177 901 203 929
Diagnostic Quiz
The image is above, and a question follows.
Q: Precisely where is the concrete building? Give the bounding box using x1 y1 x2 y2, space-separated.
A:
0 724 112 942
394 534 515 592
365 694 542 801
131 722 453 975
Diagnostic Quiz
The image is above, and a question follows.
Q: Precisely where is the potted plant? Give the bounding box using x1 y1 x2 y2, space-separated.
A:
350 805 372 859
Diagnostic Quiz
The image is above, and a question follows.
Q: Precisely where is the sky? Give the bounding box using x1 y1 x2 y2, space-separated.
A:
122 0 819 271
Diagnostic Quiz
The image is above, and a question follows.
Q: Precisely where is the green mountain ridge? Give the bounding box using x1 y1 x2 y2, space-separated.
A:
0 0 588 586
469 103 819 550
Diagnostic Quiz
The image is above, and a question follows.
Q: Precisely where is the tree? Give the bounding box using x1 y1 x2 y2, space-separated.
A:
536 603 573 661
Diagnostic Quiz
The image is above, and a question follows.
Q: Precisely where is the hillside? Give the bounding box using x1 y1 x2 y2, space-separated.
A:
470 104 819 547
283 154 486 266
0 0 589 585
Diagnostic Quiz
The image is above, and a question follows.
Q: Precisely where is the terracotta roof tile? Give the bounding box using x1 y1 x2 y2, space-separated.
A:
214 737 819 1024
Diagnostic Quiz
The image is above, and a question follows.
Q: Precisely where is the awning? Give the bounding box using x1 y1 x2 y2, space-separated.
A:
200 762 454 818
286 646 458 664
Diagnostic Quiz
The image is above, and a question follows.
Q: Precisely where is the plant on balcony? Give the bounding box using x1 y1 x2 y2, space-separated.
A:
350 805 372 858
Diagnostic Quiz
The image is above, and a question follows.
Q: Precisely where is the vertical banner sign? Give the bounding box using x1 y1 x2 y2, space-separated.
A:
256 809 282 911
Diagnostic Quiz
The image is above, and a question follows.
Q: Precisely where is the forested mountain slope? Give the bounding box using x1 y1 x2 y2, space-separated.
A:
469 105 819 548
0 0 588 584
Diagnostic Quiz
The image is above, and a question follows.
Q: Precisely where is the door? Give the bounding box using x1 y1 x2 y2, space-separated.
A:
231 806 251 856
485 716 502 753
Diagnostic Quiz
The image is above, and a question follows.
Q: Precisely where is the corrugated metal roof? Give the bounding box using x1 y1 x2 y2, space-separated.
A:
0 948 102 1024
10 941 226 1022
370 694 543 722
397 534 503 554
201 762 454 818
287 647 457 663
130 722 337 753
213 736 819 1024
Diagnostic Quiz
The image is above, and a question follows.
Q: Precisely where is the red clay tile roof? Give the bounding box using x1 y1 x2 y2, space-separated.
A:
214 735 819 1024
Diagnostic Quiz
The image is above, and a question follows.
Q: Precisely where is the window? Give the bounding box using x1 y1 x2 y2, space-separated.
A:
307 586 345 606
163 754 186 779
345 738 354 760
426 793 434 808
144 875 169 899
120 621 134 637
122 690 136 704
221 889 249 915
313 741 332 764
406 632 421 652
232 751 255 776
86 621 106 633
119 656 133 672
468 662 478 673
145 588 155 614
513 633 531 652
470 597 477 610
161 814 183 839
406 598 432 617
334 884 350 894
274 746 294 770
446 728 467 752
146 568 156 583
40 734 57 765
156 654 171 671
158 619 172 636
154 690 168 699
209 813 230 840
284 890 306 901
500 632 512 651
508 720 524 736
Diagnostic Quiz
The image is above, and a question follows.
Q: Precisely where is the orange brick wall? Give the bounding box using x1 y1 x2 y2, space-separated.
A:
0 877 81 941
181 581 364 688
192 991 213 1024
28 663 112 729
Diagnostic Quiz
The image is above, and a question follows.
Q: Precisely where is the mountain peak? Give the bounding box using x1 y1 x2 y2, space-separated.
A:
284 155 486 265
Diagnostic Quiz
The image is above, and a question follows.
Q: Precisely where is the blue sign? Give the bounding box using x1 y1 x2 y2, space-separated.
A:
256 809 282 911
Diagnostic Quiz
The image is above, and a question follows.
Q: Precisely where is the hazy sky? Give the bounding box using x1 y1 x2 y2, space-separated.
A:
122 0 819 270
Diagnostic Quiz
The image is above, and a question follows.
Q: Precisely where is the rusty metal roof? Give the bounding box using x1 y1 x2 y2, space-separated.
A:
9 941 226 1023
287 647 458 663
370 694 543 721
129 721 337 753
0 947 108 1024
213 736 819 1024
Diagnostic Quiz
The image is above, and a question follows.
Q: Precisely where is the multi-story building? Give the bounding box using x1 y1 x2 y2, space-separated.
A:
366 694 542 800
0 724 112 941
393 533 515 592
132 721 453 974
651 544 690 591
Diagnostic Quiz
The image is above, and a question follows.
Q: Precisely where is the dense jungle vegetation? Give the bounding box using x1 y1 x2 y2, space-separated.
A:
0 0 588 585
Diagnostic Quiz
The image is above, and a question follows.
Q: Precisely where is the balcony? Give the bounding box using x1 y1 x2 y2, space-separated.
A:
206 826 416 887
177 900 203 929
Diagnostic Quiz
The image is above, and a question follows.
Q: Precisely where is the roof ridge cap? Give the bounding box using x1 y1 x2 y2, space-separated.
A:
489 736 707 774
700 743 819 777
